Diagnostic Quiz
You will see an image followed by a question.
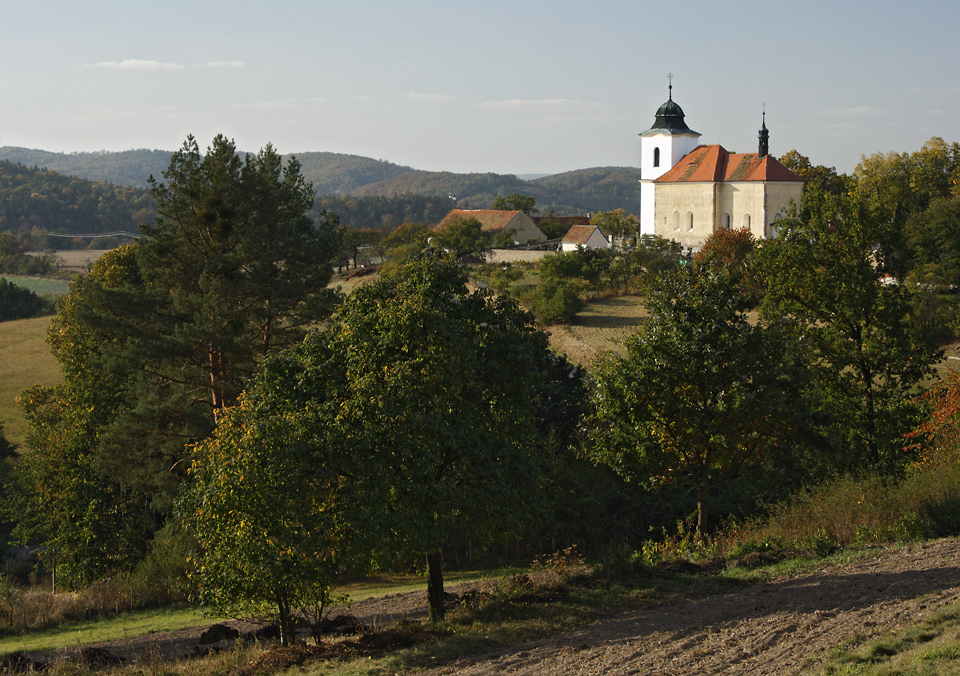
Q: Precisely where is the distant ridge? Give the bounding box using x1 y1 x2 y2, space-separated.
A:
0 146 641 221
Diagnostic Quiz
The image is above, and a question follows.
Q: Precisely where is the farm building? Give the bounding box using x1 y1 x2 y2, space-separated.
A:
561 225 610 252
435 209 547 245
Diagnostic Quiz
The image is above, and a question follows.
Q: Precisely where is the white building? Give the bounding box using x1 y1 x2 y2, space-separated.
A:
560 225 610 252
638 87 803 250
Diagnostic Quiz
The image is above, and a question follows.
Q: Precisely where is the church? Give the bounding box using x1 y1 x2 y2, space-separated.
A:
638 85 803 249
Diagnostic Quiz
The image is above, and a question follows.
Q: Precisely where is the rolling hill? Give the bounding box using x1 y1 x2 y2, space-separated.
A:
0 146 642 229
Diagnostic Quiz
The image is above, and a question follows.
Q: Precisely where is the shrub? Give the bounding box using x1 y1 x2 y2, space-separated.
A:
532 278 581 324
0 277 50 321
716 460 960 557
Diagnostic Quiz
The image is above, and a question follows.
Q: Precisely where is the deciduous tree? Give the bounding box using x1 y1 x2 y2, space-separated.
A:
758 187 940 472
491 193 538 215
590 209 641 243
779 149 848 196
0 278 49 322
432 216 488 260
182 356 346 645
324 256 546 621
584 265 799 539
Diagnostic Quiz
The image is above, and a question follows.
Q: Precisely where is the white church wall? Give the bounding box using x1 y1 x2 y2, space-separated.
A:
653 182 716 249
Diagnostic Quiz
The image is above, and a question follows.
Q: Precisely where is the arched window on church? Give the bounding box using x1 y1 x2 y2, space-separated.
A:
743 214 752 229
723 213 731 229
686 212 694 231
653 147 660 168
673 211 680 231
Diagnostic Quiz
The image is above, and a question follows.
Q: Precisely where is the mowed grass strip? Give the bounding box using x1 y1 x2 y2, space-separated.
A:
548 295 648 365
0 276 70 298
0 605 217 657
0 316 61 446
334 568 515 603
0 571 503 659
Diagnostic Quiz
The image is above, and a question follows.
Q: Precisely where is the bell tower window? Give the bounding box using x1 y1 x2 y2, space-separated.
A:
653 147 660 168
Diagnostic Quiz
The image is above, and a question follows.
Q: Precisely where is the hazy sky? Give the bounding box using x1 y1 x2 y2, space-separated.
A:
2 0 957 176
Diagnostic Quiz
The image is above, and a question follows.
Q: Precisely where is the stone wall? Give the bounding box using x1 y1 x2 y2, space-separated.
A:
487 248 553 264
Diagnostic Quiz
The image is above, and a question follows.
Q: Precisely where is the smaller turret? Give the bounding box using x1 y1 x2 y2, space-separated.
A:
758 110 769 158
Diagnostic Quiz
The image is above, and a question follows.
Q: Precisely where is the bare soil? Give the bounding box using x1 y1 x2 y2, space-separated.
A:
16 539 960 675
419 539 960 676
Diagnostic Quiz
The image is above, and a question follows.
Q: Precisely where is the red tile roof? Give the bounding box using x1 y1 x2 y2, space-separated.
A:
654 145 804 183
435 209 522 232
532 215 591 227
561 225 606 245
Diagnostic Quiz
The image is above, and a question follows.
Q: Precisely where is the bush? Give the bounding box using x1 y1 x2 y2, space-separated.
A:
532 278 581 324
0 277 51 321
717 460 960 557
0 253 52 276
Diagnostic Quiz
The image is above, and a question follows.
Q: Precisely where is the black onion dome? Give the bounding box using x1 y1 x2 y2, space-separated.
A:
640 93 699 137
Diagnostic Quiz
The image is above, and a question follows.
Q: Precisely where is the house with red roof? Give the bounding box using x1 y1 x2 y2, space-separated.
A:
561 225 610 252
435 209 547 244
638 85 803 249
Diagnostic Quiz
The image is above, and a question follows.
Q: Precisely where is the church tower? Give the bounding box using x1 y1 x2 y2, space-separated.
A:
639 81 701 236
758 110 769 158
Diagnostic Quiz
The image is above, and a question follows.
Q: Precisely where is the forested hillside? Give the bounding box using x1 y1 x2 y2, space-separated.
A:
0 160 155 240
353 166 641 215
294 152 416 193
532 167 642 213
0 147 171 188
0 146 642 229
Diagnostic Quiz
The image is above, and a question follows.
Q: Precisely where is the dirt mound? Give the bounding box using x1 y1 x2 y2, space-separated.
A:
198 623 240 644
235 644 323 676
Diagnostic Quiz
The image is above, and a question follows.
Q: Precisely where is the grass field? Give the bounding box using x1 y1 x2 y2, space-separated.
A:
0 276 70 297
0 316 61 446
0 605 216 657
548 295 648 365
40 249 111 273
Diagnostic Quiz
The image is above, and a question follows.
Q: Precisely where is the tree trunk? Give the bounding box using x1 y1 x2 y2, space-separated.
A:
696 482 708 544
277 597 293 647
426 549 445 623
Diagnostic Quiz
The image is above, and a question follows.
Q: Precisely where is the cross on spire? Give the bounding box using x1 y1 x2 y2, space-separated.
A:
667 72 673 98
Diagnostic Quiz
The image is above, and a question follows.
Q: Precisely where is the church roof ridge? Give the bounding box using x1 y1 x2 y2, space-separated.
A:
654 145 804 183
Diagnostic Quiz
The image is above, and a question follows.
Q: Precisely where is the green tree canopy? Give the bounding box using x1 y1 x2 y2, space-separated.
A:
431 216 489 260
851 137 960 231
9 135 343 581
758 187 940 472
905 195 960 288
0 278 50 322
589 209 641 242
226 256 547 622
330 256 546 620
491 192 538 215
584 265 799 539
141 134 341 419
779 149 848 196
183 367 347 646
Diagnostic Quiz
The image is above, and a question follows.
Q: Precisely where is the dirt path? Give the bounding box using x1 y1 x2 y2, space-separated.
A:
417 539 960 676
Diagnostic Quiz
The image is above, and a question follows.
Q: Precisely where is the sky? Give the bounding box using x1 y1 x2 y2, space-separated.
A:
1 0 958 177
